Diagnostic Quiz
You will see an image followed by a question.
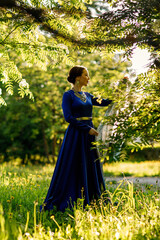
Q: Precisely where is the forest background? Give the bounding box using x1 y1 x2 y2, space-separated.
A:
0 0 159 164
0 1 160 239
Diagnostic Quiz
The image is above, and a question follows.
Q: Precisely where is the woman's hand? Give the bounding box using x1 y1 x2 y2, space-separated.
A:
89 128 99 136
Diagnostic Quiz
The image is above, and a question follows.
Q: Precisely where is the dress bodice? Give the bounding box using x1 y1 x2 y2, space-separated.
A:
64 90 93 118
62 90 112 132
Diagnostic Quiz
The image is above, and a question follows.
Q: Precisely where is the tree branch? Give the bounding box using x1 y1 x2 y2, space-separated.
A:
0 0 159 51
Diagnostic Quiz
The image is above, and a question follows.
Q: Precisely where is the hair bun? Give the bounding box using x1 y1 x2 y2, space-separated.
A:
67 76 73 83
67 66 86 84
67 76 70 81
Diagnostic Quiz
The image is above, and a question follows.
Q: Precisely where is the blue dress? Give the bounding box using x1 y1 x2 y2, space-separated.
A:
41 90 112 212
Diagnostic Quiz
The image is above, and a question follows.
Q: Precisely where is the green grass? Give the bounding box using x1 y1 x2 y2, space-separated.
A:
0 162 160 240
103 160 160 177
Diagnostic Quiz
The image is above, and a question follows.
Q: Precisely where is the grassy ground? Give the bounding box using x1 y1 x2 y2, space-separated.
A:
0 161 160 240
103 160 160 177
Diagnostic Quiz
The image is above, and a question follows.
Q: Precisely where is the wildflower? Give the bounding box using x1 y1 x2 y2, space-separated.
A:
19 79 29 88
11 196 14 199
25 233 30 236
49 230 54 237
109 182 112 185
117 222 121 230
7 200 11 203
115 231 120 239
95 231 100 236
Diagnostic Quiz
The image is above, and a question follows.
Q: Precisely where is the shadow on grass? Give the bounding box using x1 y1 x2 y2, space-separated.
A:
103 171 133 177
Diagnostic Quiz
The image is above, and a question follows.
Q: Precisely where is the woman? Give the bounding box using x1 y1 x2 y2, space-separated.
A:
41 66 112 212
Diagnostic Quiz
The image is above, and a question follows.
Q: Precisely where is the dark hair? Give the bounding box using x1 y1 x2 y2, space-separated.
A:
67 66 86 84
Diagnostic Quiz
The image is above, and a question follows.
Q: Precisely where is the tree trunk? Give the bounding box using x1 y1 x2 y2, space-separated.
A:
41 121 50 162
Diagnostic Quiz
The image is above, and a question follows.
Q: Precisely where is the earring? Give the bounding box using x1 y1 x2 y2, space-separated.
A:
76 80 79 86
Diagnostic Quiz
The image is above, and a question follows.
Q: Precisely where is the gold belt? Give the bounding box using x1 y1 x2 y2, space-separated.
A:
76 117 92 121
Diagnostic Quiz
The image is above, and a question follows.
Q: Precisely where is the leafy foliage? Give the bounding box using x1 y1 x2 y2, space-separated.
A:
0 0 159 103
98 69 160 161
0 50 130 163
0 0 160 162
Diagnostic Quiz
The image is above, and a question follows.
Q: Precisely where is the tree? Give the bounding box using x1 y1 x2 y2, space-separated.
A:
97 69 160 162
0 49 130 163
0 0 160 162
0 0 159 105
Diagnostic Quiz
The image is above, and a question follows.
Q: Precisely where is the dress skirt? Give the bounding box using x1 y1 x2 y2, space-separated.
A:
41 120 106 212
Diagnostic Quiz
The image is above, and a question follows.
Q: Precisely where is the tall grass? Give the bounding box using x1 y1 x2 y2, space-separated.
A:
0 163 159 240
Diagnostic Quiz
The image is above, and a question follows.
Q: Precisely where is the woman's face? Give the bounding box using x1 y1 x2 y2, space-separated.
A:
77 69 90 87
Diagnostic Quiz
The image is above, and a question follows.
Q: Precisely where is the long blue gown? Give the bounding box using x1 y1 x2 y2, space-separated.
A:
41 90 112 212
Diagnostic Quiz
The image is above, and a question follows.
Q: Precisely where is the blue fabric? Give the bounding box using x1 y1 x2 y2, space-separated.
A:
41 90 112 212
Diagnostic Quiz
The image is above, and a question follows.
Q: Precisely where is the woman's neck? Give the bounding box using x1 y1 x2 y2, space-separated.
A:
72 85 82 92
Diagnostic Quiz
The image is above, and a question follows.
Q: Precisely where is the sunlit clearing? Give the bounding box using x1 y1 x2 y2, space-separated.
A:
131 47 153 75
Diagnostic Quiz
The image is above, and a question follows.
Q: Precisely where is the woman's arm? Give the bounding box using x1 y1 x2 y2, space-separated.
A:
88 93 112 107
62 92 92 132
